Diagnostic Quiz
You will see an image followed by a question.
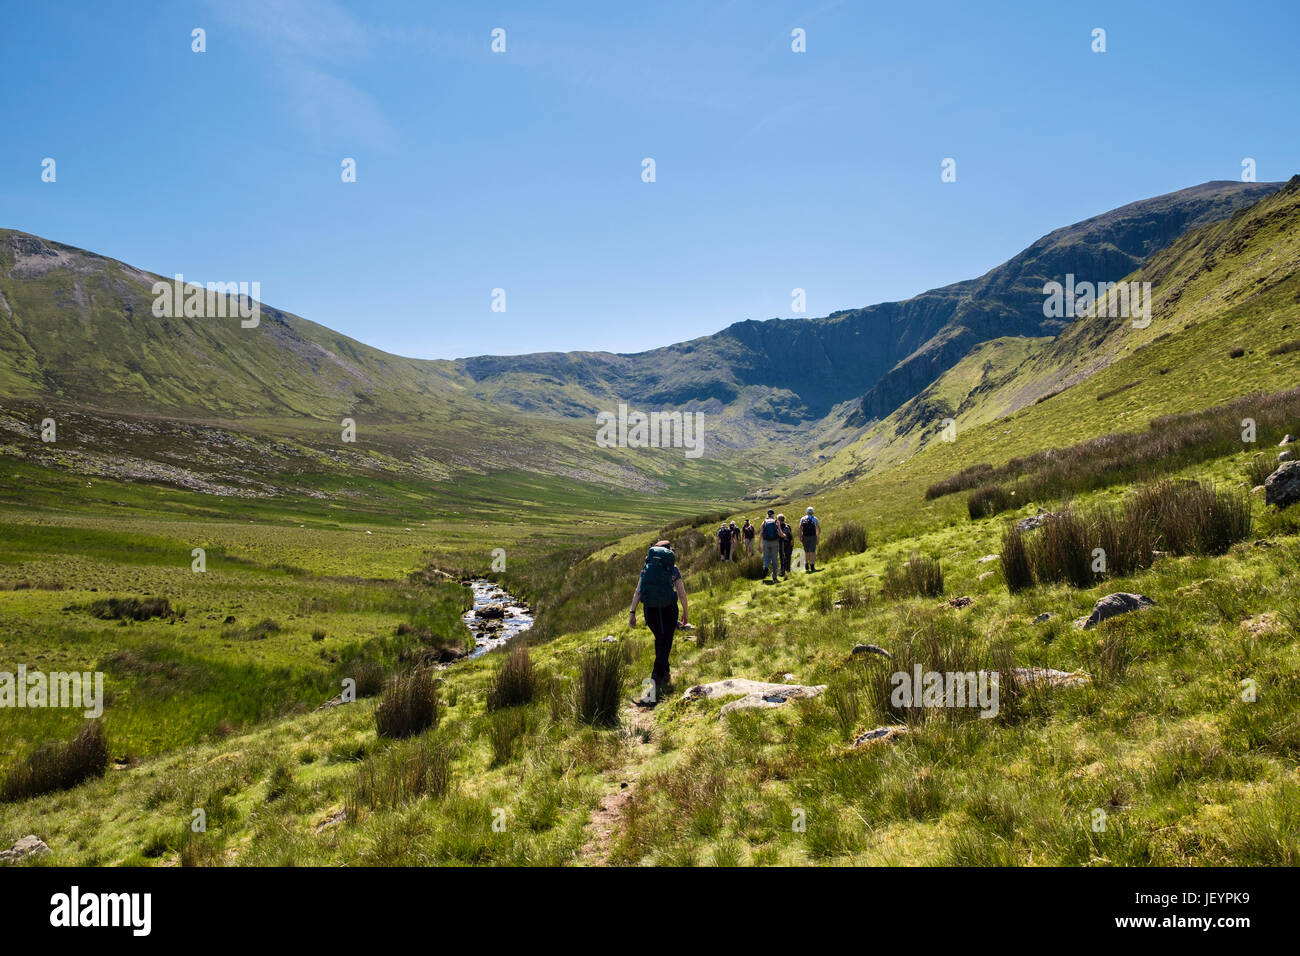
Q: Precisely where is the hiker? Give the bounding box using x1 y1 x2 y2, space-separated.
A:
777 513 794 577
717 522 732 561
800 506 821 573
629 540 688 692
728 521 740 560
760 509 781 583
741 518 755 555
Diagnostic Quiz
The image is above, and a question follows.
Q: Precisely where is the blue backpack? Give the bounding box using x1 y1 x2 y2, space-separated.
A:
639 546 677 607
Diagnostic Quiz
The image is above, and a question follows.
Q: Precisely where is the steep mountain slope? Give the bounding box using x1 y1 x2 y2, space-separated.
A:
0 232 759 501
0 179 1283 507
452 181 1282 437
788 175 1300 496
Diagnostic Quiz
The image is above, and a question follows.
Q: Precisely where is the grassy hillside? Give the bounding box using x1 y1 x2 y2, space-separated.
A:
793 175 1300 507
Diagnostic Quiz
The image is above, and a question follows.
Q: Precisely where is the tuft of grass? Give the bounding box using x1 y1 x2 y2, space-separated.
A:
345 737 452 821
577 645 624 727
1002 480 1253 592
345 661 386 699
223 618 281 641
968 484 1013 520
1027 510 1093 588
486 644 536 711
819 521 868 558
1000 524 1034 592
697 612 730 646
1245 454 1275 487
265 763 295 802
85 596 175 621
883 553 943 598
838 582 870 610
487 708 531 766
1132 480 1253 556
375 668 440 739
1 723 109 803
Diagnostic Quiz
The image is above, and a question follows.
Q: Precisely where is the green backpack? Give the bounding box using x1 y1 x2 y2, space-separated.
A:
639 546 677 607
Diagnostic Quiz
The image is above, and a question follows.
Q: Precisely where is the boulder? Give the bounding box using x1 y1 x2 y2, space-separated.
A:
474 603 506 620
978 570 996 581
1279 435 1295 446
1279 451 1292 462
1016 511 1060 532
681 678 827 719
0 835 50 863
977 554 1000 564
947 595 974 609
851 643 892 659
1032 612 1054 624
1240 612 1281 637
1080 592 1155 629
851 726 908 748
1011 667 1091 688
1264 460 1300 509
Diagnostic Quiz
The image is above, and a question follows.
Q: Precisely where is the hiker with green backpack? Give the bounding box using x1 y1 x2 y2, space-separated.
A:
629 539 689 693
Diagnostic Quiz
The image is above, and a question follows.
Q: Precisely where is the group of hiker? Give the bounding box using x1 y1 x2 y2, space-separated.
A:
629 507 824 697
715 508 820 582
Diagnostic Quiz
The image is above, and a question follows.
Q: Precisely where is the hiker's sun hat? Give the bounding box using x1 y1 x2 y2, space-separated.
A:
806 506 815 514
767 509 775 516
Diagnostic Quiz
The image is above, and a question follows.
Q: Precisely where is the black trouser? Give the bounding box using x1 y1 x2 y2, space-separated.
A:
644 600 678 684
780 540 793 573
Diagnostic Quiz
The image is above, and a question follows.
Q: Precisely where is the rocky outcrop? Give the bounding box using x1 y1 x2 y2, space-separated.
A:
1011 667 1091 688
851 643 892 659
851 726 909 748
1016 510 1061 532
1264 460 1300 508
682 678 827 718
0 835 50 863
1078 592 1155 629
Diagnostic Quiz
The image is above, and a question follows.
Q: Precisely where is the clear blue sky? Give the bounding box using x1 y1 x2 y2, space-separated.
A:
2 0 1297 359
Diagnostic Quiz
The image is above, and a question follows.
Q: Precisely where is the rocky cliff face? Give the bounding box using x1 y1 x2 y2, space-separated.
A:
452 181 1282 433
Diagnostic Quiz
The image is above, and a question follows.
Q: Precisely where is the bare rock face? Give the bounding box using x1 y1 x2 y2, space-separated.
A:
0 835 50 863
681 678 827 718
1079 592 1155 629
1264 460 1300 509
